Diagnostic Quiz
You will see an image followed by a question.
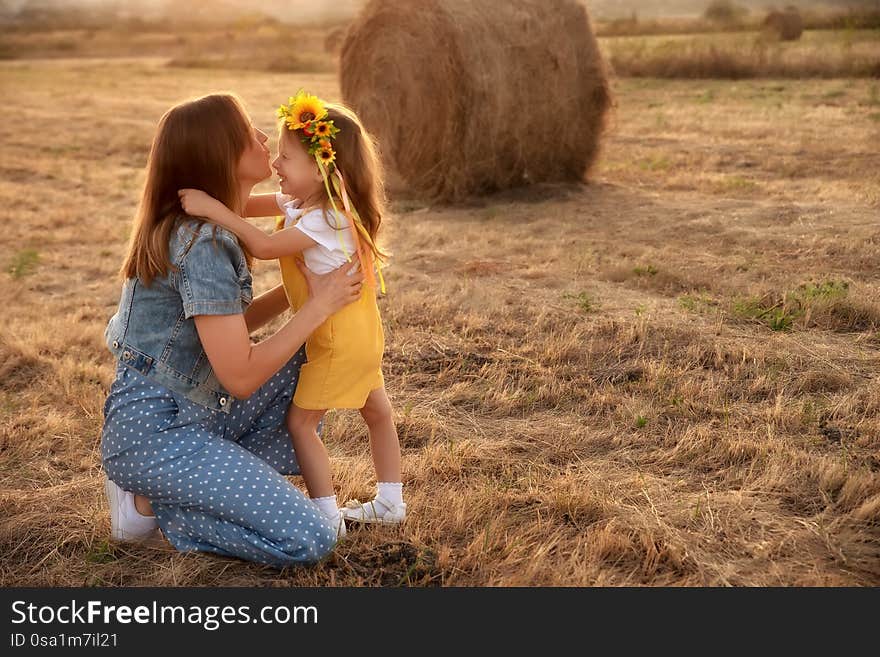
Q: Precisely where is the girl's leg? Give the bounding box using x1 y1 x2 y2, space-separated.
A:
359 386 401 484
341 385 406 524
286 404 332 498
286 404 345 535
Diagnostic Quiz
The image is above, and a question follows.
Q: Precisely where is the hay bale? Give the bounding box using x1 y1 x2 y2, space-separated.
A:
324 25 348 54
763 6 804 41
339 0 612 202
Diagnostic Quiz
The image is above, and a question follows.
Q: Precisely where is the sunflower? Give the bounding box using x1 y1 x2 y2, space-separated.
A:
318 138 332 150
313 121 333 138
288 92 327 130
317 146 336 166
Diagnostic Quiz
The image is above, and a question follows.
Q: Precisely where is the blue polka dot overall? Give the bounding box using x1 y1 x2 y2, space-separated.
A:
100 346 336 567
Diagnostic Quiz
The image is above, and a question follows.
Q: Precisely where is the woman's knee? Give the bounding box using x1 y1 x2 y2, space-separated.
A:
271 515 336 565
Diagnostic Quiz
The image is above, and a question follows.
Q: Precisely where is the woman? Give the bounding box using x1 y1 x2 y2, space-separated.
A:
100 93 364 567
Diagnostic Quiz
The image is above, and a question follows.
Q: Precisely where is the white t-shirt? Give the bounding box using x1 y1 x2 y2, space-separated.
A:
275 191 359 275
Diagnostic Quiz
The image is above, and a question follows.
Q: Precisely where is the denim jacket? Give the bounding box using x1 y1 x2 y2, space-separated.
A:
103 216 253 414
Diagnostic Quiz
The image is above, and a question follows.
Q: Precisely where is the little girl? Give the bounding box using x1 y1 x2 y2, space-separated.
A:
178 91 404 537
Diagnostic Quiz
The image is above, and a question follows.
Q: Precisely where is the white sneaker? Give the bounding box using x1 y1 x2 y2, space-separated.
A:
339 497 407 525
104 476 160 542
332 513 347 540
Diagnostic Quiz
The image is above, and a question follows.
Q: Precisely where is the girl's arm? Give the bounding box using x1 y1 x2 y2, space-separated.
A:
178 188 318 260
245 193 284 218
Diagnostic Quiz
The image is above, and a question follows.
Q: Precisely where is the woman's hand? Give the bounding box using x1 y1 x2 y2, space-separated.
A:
297 257 364 319
178 188 225 220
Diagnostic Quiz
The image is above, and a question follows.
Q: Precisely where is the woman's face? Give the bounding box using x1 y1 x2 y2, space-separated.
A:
237 125 272 185
271 132 323 198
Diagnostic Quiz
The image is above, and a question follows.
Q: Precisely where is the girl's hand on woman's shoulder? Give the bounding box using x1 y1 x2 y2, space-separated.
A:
178 188 224 220
297 258 364 319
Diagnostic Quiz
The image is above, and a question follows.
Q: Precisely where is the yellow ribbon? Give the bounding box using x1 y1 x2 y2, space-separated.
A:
316 157 387 294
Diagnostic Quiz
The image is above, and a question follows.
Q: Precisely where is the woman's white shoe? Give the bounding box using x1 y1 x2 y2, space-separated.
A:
104 476 160 541
339 497 406 524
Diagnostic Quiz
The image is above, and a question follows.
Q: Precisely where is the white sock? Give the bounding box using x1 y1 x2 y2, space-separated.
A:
311 495 340 522
376 481 404 509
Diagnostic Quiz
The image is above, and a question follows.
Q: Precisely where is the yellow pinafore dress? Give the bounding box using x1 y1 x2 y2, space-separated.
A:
274 215 385 411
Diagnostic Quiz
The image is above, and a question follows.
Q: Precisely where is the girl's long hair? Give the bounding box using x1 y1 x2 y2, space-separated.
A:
120 93 255 286
285 102 389 263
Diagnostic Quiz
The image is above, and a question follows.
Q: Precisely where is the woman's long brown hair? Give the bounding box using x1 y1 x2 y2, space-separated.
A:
119 93 255 286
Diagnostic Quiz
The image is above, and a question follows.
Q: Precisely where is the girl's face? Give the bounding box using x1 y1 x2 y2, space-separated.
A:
272 132 323 198
237 125 272 184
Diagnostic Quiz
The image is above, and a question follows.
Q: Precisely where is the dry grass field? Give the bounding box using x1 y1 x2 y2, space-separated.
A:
1 23 879 585
603 28 880 78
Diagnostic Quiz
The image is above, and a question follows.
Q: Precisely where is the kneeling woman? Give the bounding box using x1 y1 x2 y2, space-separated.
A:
100 93 363 567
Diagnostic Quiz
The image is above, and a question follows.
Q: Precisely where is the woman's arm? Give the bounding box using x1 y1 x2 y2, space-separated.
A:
179 188 318 260
245 193 284 218
243 283 289 333
196 259 363 399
